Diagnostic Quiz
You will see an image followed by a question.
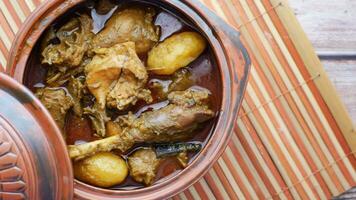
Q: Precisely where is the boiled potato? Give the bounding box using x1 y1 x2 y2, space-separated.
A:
74 152 128 188
147 32 206 75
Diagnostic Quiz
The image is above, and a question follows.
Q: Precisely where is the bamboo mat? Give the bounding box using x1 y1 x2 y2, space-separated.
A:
0 0 355 199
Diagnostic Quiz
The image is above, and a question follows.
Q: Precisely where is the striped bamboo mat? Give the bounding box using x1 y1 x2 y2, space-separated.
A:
0 0 355 199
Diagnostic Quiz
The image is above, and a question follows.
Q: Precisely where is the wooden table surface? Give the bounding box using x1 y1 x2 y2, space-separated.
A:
289 0 356 123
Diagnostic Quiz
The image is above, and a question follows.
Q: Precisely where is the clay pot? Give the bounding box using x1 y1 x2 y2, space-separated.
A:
0 73 73 199
5 0 250 199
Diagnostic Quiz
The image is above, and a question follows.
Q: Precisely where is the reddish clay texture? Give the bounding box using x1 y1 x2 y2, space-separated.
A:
5 0 250 199
0 73 73 200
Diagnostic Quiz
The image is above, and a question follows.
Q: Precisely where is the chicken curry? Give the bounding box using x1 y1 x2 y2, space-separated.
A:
27 0 222 189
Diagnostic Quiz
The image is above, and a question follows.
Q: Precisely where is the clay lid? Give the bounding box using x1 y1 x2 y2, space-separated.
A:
0 73 73 199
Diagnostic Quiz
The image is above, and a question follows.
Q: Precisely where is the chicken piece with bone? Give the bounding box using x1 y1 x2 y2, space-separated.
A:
128 148 160 186
128 142 201 185
85 42 151 110
92 7 159 54
36 87 74 136
66 76 85 117
42 14 93 67
68 88 214 161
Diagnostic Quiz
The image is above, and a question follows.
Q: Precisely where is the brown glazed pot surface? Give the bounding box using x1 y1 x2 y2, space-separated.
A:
6 0 250 199
0 73 73 199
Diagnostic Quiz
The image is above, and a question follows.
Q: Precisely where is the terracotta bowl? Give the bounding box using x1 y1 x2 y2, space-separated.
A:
6 0 250 199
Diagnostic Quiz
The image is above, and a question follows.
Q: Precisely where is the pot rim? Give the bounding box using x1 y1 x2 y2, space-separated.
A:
7 0 248 199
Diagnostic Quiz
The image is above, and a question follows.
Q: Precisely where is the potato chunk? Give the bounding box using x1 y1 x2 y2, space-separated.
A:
147 32 206 75
74 152 128 188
